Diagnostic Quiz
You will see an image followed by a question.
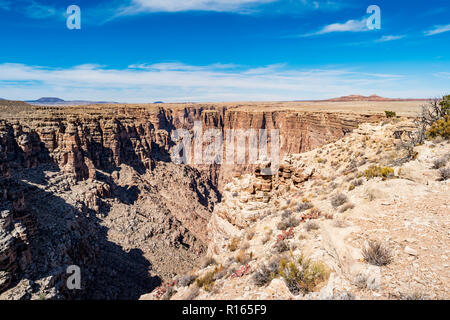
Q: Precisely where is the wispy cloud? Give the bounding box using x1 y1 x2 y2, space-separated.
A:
375 35 405 42
0 0 11 10
0 62 425 102
434 72 450 79
301 18 368 37
117 0 277 15
0 0 61 19
424 24 450 36
23 1 57 19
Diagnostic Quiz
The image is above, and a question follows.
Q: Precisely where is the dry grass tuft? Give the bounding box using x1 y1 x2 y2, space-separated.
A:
362 240 392 266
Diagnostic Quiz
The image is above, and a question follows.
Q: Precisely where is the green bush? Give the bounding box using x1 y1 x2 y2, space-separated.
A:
364 165 394 180
426 115 450 140
278 256 330 294
384 111 396 118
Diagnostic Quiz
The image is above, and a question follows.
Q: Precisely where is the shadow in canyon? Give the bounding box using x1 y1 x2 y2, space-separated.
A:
2 129 161 299
5 175 161 300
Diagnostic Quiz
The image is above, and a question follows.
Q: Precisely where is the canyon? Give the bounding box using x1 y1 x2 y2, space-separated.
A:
0 99 432 299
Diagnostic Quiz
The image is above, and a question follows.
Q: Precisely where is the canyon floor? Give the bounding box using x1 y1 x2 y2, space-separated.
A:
1 99 448 300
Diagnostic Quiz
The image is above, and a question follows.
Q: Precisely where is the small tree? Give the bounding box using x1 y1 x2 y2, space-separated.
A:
384 110 396 118
398 95 449 162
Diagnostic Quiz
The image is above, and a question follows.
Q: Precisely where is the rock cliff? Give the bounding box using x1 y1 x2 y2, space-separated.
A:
0 101 390 299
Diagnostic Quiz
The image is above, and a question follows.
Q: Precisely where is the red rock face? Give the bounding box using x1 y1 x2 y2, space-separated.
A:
1 104 385 298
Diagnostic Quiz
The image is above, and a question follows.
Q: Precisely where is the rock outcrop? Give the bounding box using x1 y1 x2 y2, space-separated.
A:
1 101 408 299
158 120 449 301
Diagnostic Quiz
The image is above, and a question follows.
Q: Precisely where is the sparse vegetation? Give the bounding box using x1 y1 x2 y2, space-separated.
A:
439 167 450 181
432 154 450 169
195 270 216 292
185 285 200 300
282 209 292 219
200 256 217 268
364 165 394 180
362 240 392 266
339 202 354 213
333 219 348 228
195 265 224 292
179 275 196 287
278 256 330 295
296 201 313 212
426 115 450 140
331 193 348 208
235 250 252 264
274 240 289 253
384 111 396 118
304 221 320 232
252 265 272 287
277 216 300 230
228 237 241 252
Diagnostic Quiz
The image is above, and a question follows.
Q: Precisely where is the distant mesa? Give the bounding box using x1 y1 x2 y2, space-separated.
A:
325 94 426 102
25 97 118 106
34 97 65 103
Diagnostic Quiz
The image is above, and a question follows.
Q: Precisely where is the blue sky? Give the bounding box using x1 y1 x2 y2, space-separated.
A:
0 0 448 102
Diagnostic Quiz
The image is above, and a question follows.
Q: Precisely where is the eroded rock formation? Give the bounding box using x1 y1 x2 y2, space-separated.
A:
0 101 386 299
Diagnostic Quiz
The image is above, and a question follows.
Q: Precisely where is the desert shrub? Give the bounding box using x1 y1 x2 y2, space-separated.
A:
304 221 320 232
328 182 339 190
213 265 227 281
179 275 196 287
195 271 216 292
432 154 450 169
362 240 392 266
406 95 450 145
253 265 272 287
426 114 450 140
296 201 313 212
235 250 251 264
228 237 240 252
385 111 396 118
185 285 200 300
199 256 216 268
161 286 175 300
339 202 355 213
364 165 394 180
274 240 289 253
261 231 272 245
353 178 364 186
333 219 348 228
278 256 330 295
246 230 255 241
267 257 281 274
439 167 450 181
354 273 368 289
402 291 428 300
277 216 300 230
331 193 348 208
240 241 250 250
282 210 292 219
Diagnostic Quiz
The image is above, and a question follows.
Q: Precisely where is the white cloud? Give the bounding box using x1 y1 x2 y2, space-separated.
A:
302 18 368 36
1 62 436 103
375 35 405 42
425 24 450 36
23 1 57 19
119 0 277 14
